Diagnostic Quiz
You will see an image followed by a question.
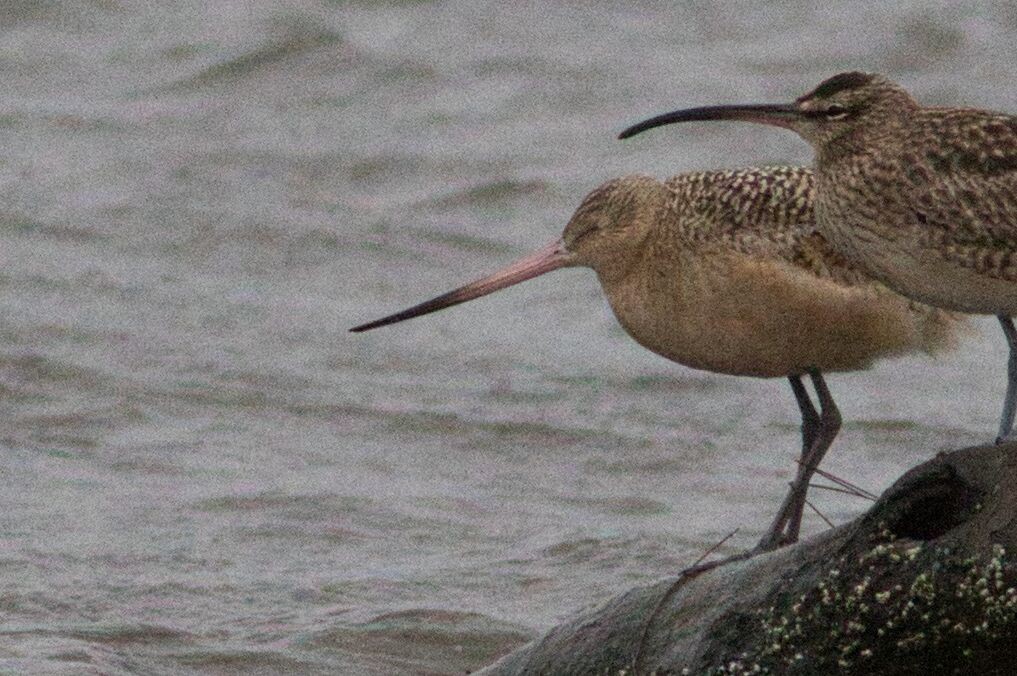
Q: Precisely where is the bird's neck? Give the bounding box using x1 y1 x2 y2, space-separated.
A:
816 105 915 168
598 218 698 319
817 128 894 169
597 248 690 356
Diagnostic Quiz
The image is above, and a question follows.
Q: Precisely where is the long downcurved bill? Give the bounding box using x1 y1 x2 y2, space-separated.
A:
618 103 801 140
350 239 572 332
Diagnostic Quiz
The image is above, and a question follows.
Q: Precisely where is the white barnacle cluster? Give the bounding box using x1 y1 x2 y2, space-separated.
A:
708 531 1017 674
945 544 1017 642
705 653 766 675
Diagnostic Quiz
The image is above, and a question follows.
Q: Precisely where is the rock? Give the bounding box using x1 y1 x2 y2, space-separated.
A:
479 442 1017 675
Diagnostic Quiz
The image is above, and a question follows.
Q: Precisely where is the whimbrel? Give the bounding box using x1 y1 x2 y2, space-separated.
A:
620 72 1017 442
351 168 961 551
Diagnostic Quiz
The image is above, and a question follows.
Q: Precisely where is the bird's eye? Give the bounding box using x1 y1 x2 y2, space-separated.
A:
824 104 848 119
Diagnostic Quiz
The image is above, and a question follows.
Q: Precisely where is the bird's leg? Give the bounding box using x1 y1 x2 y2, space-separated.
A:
996 315 1017 444
755 375 821 552
756 372 841 552
790 373 820 452
783 370 841 544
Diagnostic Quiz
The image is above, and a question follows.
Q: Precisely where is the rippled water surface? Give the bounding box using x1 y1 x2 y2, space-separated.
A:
3 1 1017 673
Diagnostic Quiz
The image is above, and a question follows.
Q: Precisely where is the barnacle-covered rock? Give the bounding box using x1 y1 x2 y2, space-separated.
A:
480 442 1017 675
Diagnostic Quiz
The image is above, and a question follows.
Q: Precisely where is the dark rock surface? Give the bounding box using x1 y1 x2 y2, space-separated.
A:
480 442 1017 675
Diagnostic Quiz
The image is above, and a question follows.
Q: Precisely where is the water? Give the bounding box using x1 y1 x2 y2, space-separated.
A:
0 1 1015 673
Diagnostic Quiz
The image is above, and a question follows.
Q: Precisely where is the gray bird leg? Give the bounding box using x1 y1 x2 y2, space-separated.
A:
997 315 1017 444
783 371 841 544
757 371 841 552
790 374 820 452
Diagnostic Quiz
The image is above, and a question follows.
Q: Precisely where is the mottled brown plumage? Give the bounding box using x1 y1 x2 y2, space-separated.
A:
352 166 962 551
585 168 958 380
619 72 1017 440
792 75 1017 315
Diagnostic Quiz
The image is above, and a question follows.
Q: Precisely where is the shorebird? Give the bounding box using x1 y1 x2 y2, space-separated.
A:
351 167 960 551
619 72 1017 442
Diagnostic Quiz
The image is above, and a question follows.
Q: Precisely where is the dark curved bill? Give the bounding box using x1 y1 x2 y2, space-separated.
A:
350 239 572 333
618 103 801 140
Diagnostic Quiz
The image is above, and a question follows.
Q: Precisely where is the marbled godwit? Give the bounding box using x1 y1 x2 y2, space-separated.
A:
351 168 960 551
619 72 1017 442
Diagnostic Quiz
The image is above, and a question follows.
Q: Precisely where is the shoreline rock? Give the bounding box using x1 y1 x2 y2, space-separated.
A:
480 441 1017 675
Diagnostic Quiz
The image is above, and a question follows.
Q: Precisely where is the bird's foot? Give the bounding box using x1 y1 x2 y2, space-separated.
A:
679 549 753 577
753 531 793 555
680 526 799 578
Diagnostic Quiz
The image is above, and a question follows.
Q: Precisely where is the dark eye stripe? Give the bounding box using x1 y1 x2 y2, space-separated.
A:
801 109 830 119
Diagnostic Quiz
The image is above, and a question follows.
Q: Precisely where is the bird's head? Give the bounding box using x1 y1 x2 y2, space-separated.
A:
562 174 667 277
349 175 668 332
619 72 917 151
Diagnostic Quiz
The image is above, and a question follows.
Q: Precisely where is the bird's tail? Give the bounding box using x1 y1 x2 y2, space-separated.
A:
912 303 970 355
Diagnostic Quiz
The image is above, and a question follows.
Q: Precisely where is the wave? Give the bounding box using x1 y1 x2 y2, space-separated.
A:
149 23 343 95
305 608 530 675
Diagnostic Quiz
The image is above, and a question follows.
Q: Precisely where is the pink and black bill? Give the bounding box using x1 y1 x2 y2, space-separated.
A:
350 239 571 332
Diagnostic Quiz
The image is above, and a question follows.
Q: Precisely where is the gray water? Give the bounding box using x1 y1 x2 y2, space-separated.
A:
1 1 1016 673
